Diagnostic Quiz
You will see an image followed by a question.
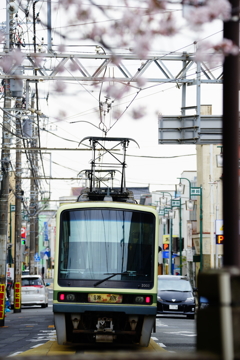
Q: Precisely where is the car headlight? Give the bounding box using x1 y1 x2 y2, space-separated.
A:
157 295 163 301
185 297 194 303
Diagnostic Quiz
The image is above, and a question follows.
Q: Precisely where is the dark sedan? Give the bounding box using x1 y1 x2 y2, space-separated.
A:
157 275 196 319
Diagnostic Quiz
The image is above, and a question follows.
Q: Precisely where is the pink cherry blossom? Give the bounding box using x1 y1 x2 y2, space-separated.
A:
131 106 146 120
54 80 67 92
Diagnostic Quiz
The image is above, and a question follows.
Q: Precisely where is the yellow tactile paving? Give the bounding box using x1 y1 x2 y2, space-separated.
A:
17 341 77 356
16 339 165 356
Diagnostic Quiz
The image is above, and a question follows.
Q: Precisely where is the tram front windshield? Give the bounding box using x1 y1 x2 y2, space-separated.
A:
59 208 155 285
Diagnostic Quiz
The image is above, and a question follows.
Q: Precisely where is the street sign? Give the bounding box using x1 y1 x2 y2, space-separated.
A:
21 227 26 238
191 187 201 196
171 199 181 207
34 253 40 262
216 235 224 244
162 251 178 259
163 243 169 250
215 219 224 235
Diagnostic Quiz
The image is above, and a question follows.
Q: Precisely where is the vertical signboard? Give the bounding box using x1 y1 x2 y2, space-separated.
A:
44 222 48 242
0 284 5 320
215 220 224 244
14 282 21 310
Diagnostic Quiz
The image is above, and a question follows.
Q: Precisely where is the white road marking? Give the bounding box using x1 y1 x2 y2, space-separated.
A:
26 330 56 342
39 330 56 333
164 331 196 337
27 338 56 342
30 344 45 348
8 352 23 357
151 337 158 341
156 319 169 327
157 343 166 347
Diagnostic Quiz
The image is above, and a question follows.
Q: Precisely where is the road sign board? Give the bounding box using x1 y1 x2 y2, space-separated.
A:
34 253 40 262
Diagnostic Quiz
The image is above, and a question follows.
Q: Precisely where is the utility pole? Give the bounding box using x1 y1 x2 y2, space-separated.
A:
0 0 14 326
0 81 11 325
13 108 22 313
29 113 37 274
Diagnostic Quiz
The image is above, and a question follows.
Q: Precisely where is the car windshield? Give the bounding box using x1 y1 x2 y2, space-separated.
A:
59 208 155 283
22 278 43 286
158 278 192 292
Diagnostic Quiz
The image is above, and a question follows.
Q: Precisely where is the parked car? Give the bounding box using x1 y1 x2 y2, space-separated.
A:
157 275 196 319
11 275 50 308
22 270 30 276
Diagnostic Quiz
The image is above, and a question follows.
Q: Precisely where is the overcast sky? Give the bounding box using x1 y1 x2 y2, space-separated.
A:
0 1 224 201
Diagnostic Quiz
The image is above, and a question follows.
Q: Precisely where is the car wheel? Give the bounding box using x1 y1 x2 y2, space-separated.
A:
187 314 195 319
41 303 46 308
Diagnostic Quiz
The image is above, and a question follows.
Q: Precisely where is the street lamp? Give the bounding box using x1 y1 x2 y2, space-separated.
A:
176 177 203 271
216 146 223 168
186 199 195 211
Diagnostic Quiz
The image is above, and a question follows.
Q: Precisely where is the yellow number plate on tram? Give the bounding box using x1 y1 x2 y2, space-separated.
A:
88 294 123 303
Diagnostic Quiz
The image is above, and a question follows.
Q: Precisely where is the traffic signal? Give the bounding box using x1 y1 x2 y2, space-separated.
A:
172 237 184 253
216 235 224 244
163 243 169 250
21 240 25 245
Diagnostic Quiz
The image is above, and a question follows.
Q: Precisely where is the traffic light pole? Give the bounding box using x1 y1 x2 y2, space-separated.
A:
179 198 182 275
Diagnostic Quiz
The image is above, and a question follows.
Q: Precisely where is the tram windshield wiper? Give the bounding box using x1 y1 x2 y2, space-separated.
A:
94 271 129 287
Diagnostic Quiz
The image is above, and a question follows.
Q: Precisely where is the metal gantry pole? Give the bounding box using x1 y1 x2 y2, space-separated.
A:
161 192 173 275
179 198 182 275
222 0 240 267
178 177 203 271
199 187 203 272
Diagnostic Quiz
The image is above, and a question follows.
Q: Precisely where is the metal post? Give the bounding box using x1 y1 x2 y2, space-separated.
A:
222 0 240 267
199 187 203 271
47 0 52 52
178 177 203 271
161 192 173 275
169 217 173 275
179 198 182 275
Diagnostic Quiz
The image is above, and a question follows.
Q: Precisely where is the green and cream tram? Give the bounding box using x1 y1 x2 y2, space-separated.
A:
53 197 159 346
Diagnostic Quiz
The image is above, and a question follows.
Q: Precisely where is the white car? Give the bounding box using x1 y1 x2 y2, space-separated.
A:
11 275 50 308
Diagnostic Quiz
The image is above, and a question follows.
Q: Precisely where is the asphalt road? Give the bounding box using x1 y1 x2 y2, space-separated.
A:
154 315 196 353
0 304 55 357
0 285 196 357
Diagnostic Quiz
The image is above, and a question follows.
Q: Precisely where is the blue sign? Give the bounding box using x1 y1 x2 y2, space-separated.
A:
162 251 178 259
44 222 48 241
34 253 40 262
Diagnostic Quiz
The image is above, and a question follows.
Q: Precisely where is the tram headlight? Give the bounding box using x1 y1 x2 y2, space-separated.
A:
66 294 76 301
134 296 144 303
